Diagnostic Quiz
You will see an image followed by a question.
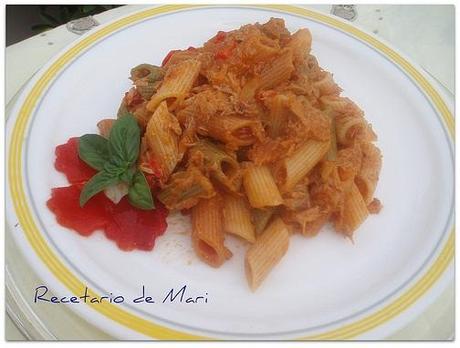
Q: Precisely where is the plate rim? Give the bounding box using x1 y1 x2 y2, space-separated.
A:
6 4 454 340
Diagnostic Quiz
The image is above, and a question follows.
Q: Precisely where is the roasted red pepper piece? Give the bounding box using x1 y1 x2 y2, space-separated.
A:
54 137 97 184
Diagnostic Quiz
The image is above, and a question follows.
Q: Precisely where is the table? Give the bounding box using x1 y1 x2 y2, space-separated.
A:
5 4 454 340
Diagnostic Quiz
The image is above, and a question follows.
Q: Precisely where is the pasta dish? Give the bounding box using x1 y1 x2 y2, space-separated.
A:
47 18 382 291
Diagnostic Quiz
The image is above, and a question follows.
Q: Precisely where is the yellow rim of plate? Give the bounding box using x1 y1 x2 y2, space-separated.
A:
8 5 454 340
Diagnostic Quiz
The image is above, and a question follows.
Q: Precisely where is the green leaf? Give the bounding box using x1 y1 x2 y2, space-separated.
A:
39 11 61 26
128 171 154 210
82 5 97 13
108 114 140 165
78 134 110 171
120 166 137 184
103 161 127 176
108 155 128 169
59 6 71 22
80 171 119 207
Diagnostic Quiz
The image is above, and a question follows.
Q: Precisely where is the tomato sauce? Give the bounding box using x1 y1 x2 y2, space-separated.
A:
125 88 144 108
48 138 169 251
215 40 237 60
213 31 227 43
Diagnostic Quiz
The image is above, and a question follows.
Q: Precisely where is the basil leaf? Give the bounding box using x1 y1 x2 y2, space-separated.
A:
78 134 110 170
120 166 137 184
108 114 140 165
103 161 127 177
109 154 129 169
128 171 154 210
80 171 119 207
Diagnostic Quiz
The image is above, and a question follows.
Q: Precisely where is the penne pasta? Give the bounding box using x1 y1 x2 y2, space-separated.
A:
147 59 201 112
240 49 294 101
286 28 312 62
259 49 295 91
241 32 280 62
323 107 338 160
355 142 382 204
313 72 341 96
335 114 367 146
223 194 256 243
192 195 232 267
144 101 182 183
319 95 360 114
243 164 283 208
264 94 289 138
189 140 242 192
252 207 276 236
334 182 369 236
131 103 151 129
197 115 265 148
276 139 330 192
245 218 289 290
240 78 260 102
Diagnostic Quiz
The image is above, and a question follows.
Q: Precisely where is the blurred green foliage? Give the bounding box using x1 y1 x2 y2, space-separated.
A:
32 5 120 32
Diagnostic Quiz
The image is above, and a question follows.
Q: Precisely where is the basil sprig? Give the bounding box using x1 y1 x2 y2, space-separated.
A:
78 134 110 171
128 170 154 209
108 114 140 165
78 114 154 209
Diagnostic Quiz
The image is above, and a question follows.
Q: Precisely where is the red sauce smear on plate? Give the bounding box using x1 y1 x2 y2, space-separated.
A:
47 138 168 251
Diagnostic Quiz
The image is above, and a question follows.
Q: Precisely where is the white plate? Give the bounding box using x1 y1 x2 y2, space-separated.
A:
5 5 454 340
